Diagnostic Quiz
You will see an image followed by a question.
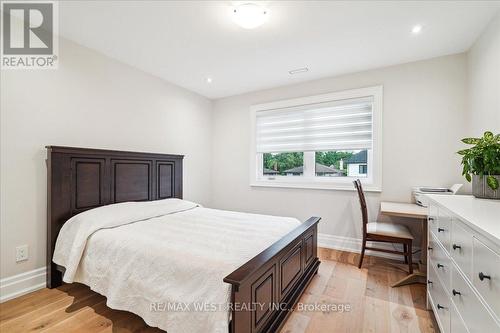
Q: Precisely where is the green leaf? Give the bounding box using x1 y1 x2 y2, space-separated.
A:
465 173 471 182
484 131 494 140
457 149 469 155
486 175 499 190
461 138 480 144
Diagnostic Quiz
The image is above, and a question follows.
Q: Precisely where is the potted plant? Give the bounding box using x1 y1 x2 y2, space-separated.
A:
458 131 500 199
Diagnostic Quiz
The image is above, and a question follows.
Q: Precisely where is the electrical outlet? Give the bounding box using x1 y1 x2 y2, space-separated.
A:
16 245 29 262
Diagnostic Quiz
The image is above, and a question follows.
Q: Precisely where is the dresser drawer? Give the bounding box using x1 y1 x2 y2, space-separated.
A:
428 265 451 333
450 301 468 333
428 260 439 293
430 233 451 293
472 237 500 321
450 220 473 280
435 209 452 253
451 265 499 333
428 204 438 229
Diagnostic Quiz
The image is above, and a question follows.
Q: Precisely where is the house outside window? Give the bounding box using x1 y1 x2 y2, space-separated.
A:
359 164 368 175
250 86 383 191
343 150 369 177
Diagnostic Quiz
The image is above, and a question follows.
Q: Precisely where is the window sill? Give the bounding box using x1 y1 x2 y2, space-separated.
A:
250 181 382 192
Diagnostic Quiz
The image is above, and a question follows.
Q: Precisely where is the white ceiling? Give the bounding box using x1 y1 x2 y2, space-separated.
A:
59 1 500 99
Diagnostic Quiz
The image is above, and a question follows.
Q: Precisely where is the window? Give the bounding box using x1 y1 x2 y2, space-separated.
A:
263 152 303 177
359 164 368 175
315 150 368 178
250 86 382 191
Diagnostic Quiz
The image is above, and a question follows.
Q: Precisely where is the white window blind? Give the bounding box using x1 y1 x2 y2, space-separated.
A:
255 96 374 153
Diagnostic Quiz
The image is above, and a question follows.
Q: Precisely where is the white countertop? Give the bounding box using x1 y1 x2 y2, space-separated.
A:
426 194 500 245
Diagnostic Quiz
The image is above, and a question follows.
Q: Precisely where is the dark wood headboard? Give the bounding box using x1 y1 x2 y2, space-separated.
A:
46 146 184 288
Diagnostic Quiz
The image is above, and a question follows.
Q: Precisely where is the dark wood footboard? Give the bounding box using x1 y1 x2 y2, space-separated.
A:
224 216 321 333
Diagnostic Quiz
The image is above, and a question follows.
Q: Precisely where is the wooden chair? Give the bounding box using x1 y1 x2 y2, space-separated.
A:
353 179 414 273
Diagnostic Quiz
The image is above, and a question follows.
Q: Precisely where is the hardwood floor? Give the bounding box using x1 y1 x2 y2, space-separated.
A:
281 248 438 333
0 248 438 333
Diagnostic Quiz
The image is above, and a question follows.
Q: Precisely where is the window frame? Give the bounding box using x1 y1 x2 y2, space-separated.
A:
250 86 383 192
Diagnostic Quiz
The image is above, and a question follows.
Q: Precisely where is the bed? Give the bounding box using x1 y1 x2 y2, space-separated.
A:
46 146 321 333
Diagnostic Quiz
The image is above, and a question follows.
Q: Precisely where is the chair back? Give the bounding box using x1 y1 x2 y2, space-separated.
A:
353 179 368 236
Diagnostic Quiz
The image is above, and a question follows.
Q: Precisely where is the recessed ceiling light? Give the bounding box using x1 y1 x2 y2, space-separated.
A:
232 3 268 29
289 67 309 75
411 24 423 34
206 77 212 83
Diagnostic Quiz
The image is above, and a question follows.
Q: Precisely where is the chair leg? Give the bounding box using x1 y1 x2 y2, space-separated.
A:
358 239 366 269
403 244 408 264
407 241 413 274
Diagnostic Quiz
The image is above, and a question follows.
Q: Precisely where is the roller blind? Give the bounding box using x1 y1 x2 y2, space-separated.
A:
255 96 373 153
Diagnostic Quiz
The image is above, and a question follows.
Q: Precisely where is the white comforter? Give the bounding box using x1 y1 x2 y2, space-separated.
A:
53 199 301 333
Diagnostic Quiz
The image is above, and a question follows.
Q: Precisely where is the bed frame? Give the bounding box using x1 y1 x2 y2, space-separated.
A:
46 146 321 333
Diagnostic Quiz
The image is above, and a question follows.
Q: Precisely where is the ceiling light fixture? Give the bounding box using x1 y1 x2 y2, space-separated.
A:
232 3 268 29
411 24 423 34
289 67 309 75
206 77 213 83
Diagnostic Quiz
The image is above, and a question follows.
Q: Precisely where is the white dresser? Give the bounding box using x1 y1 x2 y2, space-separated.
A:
426 195 500 333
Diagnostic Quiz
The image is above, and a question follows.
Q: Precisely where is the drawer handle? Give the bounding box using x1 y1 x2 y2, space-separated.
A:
427 246 433 251
427 280 433 285
437 263 444 268
437 304 446 310
438 228 445 233
452 289 461 296
452 244 461 250
479 272 491 281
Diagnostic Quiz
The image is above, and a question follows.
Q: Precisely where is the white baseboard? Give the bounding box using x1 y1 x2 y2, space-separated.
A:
318 233 421 261
0 267 47 303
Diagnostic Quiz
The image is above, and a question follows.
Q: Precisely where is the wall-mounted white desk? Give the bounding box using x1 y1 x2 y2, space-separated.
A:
380 201 428 219
380 201 428 287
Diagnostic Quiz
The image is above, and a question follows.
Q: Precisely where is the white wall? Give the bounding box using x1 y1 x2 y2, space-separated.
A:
211 54 467 245
466 12 500 136
0 38 213 280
